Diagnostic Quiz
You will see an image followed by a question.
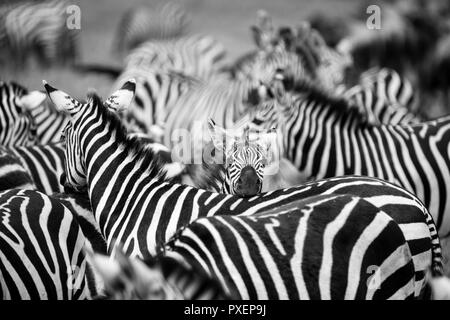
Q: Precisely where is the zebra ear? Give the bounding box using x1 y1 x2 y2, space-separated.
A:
208 118 234 153
260 127 279 166
43 80 80 116
105 79 136 113
251 10 273 49
17 90 47 111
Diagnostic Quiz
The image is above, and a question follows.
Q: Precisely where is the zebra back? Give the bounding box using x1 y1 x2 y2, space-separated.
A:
0 189 97 299
1 0 79 67
0 81 45 147
114 2 190 55
164 194 417 299
124 34 227 79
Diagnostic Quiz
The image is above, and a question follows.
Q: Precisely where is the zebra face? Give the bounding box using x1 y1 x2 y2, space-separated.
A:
208 119 277 197
225 142 267 197
0 81 46 147
43 79 137 193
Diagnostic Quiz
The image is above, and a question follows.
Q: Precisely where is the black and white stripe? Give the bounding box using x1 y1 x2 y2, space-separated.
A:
0 81 45 147
252 75 450 237
0 188 97 299
114 1 190 55
0 0 78 67
44 80 442 299
343 68 422 125
163 194 419 299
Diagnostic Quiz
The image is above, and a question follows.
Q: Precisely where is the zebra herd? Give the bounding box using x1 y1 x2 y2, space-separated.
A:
1 0 450 300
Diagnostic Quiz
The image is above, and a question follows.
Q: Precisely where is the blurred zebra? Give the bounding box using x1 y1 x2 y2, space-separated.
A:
227 13 316 85
113 68 202 137
343 68 422 125
252 72 450 237
114 1 190 55
4 142 65 194
0 81 46 147
123 34 227 80
29 100 69 144
44 80 442 296
90 248 231 299
162 76 274 160
0 188 99 299
0 0 78 68
93 194 422 300
0 145 35 190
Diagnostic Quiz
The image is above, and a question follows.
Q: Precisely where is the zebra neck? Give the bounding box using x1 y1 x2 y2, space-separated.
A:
81 113 166 230
282 94 360 180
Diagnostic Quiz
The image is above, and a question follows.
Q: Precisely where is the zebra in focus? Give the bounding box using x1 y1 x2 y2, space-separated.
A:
0 0 79 68
114 1 190 56
251 70 450 237
44 80 442 298
205 119 277 196
0 188 100 299
93 194 422 300
163 194 421 299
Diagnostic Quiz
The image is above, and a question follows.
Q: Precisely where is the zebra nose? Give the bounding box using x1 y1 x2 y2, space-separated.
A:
235 166 261 197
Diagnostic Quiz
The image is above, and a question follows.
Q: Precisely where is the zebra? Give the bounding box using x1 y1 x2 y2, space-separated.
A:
0 0 78 68
162 75 276 161
342 68 422 125
0 188 99 299
123 34 227 80
113 68 202 138
0 81 46 147
92 194 421 300
4 142 65 194
28 99 69 144
292 22 353 92
163 193 422 299
205 119 277 196
0 139 184 195
43 79 442 298
114 1 190 56
0 145 35 191
90 246 231 300
251 70 450 238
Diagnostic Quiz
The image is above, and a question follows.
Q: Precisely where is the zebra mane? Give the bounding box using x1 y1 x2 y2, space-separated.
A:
89 93 169 182
0 81 28 95
287 78 367 122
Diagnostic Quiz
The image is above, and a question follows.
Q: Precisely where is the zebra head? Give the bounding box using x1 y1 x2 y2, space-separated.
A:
0 81 46 146
43 79 136 193
208 119 277 197
293 22 352 90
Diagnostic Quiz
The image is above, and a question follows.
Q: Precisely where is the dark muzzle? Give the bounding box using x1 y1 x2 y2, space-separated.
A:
234 165 261 197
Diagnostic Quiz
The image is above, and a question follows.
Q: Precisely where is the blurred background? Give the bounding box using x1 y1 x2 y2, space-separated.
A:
1 0 356 98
